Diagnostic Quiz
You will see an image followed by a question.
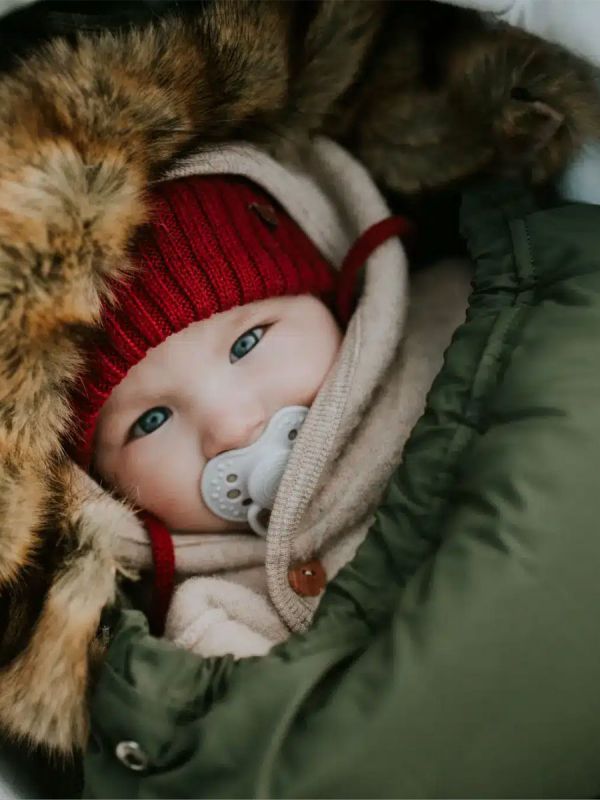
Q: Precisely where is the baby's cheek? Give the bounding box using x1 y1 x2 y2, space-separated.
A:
116 439 198 521
281 327 341 405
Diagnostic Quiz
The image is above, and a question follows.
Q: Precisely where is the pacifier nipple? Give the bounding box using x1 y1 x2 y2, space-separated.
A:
201 406 308 537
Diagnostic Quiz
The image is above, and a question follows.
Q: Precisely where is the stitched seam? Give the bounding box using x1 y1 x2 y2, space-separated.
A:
397 303 526 569
415 204 541 561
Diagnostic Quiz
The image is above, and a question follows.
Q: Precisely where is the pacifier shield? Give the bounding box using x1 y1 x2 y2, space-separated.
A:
201 406 308 529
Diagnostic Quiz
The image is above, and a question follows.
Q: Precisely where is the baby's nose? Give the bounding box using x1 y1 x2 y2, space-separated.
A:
202 408 266 461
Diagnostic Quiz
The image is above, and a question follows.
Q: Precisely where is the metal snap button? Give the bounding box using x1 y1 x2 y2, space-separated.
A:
115 740 149 772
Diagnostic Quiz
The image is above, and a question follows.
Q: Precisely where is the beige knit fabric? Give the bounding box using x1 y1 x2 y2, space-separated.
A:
115 139 472 657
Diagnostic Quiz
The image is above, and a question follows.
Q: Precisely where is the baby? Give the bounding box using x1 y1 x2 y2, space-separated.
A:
70 140 463 657
78 173 342 529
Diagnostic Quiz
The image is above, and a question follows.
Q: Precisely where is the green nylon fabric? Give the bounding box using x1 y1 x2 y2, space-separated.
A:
85 182 600 798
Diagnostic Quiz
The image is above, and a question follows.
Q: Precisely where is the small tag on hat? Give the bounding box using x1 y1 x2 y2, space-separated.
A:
249 202 278 229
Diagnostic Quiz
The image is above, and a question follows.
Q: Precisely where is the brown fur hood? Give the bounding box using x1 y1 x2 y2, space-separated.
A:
0 0 596 758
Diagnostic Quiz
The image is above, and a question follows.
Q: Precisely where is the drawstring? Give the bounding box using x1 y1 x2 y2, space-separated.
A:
142 511 175 636
336 215 415 325
144 213 414 637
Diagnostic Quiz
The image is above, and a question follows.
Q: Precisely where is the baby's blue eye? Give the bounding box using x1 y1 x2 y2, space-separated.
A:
230 327 265 363
130 406 172 440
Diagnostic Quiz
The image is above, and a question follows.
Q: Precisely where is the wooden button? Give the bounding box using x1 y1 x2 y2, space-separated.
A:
288 559 327 597
248 202 278 228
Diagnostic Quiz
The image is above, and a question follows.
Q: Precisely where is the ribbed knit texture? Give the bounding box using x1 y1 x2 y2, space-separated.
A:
70 175 336 468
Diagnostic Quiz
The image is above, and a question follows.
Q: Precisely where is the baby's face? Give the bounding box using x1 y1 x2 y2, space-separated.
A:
94 295 342 533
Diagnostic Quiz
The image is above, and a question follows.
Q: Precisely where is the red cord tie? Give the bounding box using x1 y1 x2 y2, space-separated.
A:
142 511 175 636
336 215 415 325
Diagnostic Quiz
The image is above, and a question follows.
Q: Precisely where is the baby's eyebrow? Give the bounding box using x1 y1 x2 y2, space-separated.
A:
120 367 170 403
241 296 277 318
103 391 162 435
235 303 274 328
127 387 163 405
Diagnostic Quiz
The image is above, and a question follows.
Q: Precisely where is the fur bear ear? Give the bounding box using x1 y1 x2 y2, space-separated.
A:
443 20 600 185
496 90 565 166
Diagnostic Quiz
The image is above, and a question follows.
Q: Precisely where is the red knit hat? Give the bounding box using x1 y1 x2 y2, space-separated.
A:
69 174 336 468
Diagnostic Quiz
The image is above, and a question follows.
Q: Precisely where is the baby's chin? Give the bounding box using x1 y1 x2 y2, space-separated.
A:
166 515 250 535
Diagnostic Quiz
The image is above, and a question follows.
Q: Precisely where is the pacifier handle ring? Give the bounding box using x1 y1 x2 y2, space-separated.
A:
248 503 268 537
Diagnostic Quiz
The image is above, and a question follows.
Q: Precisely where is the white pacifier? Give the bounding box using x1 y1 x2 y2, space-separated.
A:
201 405 309 537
